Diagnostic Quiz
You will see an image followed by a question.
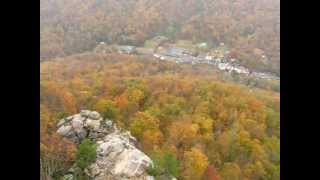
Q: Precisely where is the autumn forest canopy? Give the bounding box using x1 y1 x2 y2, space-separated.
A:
40 0 280 180
40 54 280 180
41 0 280 75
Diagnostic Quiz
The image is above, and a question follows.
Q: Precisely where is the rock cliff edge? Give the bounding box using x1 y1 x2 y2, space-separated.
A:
57 110 154 180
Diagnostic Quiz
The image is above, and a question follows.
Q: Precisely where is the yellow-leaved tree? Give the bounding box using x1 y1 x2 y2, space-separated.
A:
181 148 209 180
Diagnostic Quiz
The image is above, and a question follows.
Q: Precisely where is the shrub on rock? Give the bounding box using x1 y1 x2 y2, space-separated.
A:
75 139 97 170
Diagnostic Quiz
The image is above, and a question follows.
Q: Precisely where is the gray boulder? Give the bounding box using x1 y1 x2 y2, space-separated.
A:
80 110 91 117
57 119 66 128
71 117 84 131
85 118 101 130
56 110 155 180
57 125 72 136
86 132 153 179
88 111 101 120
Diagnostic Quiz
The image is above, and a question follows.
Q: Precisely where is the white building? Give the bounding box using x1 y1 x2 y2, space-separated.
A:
205 55 213 60
234 66 249 74
153 54 160 58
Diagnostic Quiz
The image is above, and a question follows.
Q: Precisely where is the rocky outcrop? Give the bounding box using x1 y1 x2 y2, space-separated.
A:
57 110 154 180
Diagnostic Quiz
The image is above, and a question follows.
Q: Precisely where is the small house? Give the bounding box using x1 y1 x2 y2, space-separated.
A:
116 45 137 54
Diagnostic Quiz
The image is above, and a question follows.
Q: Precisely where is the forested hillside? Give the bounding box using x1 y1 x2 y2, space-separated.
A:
40 53 280 180
41 0 280 179
40 0 280 75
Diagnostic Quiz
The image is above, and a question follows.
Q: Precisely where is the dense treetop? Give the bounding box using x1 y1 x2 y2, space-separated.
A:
40 54 279 179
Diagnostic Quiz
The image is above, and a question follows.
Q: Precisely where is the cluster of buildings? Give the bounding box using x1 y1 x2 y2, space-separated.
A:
151 45 253 75
94 37 279 81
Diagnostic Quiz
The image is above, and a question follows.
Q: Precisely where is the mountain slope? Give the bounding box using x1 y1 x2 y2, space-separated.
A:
40 53 279 180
